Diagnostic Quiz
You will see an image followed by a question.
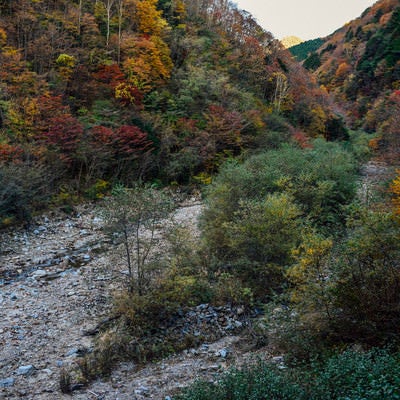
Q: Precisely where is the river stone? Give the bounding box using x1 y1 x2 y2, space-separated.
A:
71 383 85 391
44 272 62 281
31 269 48 279
216 348 229 358
17 365 35 376
41 368 53 375
134 385 150 395
0 378 14 388
66 348 79 357
234 320 243 328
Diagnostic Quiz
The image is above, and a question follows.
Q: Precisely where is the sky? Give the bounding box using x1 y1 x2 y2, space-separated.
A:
234 0 377 40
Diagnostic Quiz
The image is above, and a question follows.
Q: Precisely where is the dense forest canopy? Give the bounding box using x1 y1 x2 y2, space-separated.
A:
0 0 349 224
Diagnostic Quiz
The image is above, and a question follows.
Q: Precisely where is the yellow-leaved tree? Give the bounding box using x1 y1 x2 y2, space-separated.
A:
288 232 334 319
135 0 168 35
115 0 173 102
390 170 400 215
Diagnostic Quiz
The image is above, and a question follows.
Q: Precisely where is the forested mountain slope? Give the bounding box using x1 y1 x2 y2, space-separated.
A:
0 0 346 225
289 38 325 61
306 0 400 160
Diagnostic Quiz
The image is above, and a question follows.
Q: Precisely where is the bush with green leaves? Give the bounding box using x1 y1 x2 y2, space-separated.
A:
200 140 359 300
175 348 400 400
309 349 400 399
344 130 373 163
202 140 358 241
217 193 303 298
331 205 400 345
270 204 400 355
176 362 306 400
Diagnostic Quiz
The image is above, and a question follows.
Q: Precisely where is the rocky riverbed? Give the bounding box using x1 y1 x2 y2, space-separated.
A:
0 202 118 399
0 199 269 399
358 160 393 203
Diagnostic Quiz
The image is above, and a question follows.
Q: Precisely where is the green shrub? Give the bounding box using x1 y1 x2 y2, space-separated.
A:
332 206 400 345
309 349 400 400
345 130 373 163
52 185 79 213
216 193 302 298
159 274 214 307
268 205 400 356
202 141 358 245
175 362 306 400
213 273 255 306
175 349 400 400
200 141 359 300
84 179 111 200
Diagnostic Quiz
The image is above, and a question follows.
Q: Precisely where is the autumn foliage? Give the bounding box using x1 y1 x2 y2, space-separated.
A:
390 170 400 215
2 1 400 388
309 0 400 153
0 0 357 223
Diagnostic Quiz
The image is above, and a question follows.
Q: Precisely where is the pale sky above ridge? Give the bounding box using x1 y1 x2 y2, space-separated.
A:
234 0 377 40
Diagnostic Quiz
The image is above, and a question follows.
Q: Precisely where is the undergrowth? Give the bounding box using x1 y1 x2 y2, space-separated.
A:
175 348 400 400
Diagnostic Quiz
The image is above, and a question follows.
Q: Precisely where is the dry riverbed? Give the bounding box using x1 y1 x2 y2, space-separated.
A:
0 199 270 399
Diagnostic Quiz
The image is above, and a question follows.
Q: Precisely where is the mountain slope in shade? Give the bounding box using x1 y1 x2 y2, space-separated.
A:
289 38 325 61
281 36 303 48
310 0 400 144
